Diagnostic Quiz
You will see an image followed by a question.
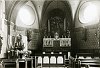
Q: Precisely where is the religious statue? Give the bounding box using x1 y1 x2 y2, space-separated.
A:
15 34 24 50
54 32 59 40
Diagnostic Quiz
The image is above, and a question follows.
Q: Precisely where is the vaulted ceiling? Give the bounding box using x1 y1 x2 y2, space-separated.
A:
5 0 80 22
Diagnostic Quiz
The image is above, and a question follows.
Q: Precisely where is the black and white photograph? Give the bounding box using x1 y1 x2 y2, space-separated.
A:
0 0 100 68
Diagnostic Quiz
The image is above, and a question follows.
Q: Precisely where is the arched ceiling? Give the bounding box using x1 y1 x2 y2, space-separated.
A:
5 0 44 23
41 0 73 31
5 0 81 25
42 1 69 16
38 0 74 39
5 0 39 30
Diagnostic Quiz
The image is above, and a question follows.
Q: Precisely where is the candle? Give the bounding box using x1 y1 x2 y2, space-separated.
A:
48 20 50 32
64 18 66 32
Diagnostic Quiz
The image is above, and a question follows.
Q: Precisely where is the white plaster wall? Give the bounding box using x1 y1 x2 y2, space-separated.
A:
34 0 80 21
33 0 45 21
68 0 80 19
0 0 7 58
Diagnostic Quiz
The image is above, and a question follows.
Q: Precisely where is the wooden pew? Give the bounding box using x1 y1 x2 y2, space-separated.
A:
76 59 100 68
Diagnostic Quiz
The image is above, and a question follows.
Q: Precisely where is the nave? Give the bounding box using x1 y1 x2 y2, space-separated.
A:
0 0 100 68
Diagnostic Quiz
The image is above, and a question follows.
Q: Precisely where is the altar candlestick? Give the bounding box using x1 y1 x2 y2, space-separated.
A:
48 20 50 32
64 18 66 32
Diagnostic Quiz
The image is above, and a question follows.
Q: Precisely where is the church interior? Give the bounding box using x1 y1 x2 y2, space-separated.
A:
0 0 100 68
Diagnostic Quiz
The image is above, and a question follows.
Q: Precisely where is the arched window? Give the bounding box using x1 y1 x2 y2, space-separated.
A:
79 2 99 24
16 5 35 26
